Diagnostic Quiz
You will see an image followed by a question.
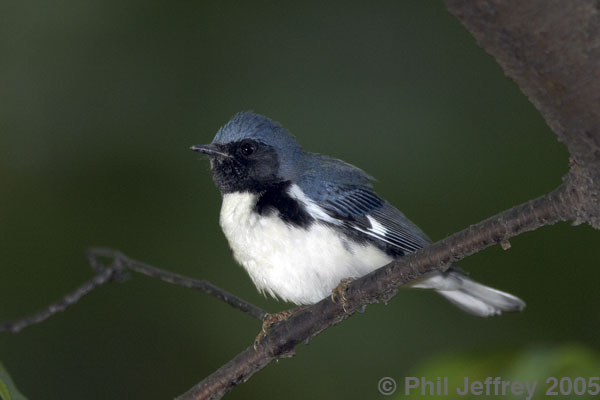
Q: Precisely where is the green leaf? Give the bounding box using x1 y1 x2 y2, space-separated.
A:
0 362 28 400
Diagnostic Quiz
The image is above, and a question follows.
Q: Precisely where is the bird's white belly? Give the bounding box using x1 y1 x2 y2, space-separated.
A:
219 192 393 304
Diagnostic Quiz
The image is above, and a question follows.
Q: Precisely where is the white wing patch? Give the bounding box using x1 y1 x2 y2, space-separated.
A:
350 215 398 248
366 215 387 236
344 213 426 254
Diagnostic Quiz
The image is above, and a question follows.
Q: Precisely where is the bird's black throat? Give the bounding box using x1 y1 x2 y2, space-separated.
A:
206 140 313 228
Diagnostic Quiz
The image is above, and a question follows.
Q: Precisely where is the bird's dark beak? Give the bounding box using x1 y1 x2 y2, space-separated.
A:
189 144 231 159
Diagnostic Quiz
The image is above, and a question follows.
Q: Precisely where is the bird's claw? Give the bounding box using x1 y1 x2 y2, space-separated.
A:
331 278 354 313
254 306 308 350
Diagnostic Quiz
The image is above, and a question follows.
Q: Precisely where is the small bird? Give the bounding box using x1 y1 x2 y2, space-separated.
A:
192 112 525 317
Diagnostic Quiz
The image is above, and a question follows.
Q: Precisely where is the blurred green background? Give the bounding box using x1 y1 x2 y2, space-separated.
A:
1 1 598 399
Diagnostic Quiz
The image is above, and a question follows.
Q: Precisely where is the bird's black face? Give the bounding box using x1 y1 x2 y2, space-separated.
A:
191 139 281 194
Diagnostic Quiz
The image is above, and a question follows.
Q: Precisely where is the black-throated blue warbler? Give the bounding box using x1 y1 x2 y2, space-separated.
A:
191 112 525 316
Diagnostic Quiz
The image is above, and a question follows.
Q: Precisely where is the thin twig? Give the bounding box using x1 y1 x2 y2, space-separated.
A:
0 250 267 333
0 263 121 333
86 248 268 321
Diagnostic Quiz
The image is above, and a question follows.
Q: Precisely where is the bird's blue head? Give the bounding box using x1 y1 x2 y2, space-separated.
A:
191 112 306 193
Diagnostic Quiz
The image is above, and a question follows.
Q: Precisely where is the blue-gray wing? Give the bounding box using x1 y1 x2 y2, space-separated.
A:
298 174 431 256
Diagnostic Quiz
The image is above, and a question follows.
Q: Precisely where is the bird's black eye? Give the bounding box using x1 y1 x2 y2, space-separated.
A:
240 141 256 156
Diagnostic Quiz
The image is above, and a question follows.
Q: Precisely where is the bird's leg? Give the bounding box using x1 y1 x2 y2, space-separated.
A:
254 305 309 350
331 278 355 313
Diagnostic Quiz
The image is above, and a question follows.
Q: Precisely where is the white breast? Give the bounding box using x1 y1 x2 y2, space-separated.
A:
219 191 392 304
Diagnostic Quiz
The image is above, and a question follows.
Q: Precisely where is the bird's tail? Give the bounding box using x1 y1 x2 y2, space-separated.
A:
407 269 525 317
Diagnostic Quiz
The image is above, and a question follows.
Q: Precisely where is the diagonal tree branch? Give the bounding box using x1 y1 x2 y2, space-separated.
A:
178 1 600 399
177 184 577 400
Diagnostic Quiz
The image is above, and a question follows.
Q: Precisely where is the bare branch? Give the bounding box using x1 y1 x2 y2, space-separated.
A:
0 250 267 333
177 185 575 400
